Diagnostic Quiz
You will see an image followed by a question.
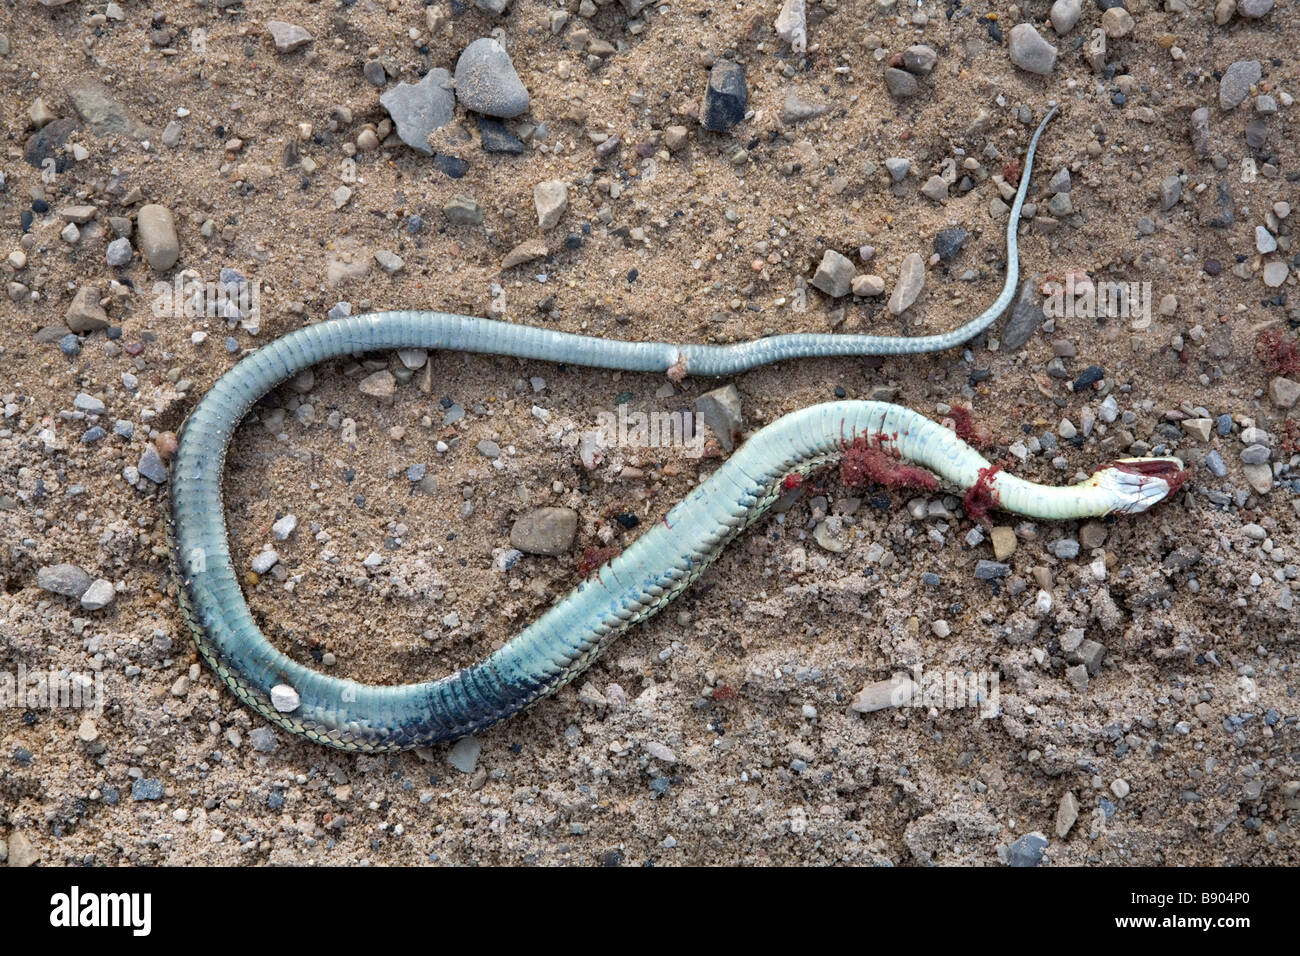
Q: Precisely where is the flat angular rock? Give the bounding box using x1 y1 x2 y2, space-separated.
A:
502 239 547 269
267 20 312 53
1219 60 1261 110
381 68 455 155
811 249 854 297
887 253 925 315
136 204 179 270
534 180 568 230
66 80 152 139
695 384 743 452
37 563 92 599
851 673 919 713
66 285 108 332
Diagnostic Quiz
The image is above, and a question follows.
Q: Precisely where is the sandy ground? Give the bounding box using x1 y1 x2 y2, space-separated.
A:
1 0 1297 866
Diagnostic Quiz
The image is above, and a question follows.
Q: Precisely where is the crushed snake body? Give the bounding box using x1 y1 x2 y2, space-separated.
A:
169 105 1184 751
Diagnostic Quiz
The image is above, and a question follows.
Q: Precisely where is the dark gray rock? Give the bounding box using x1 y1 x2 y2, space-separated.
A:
701 59 747 132
1001 277 1045 350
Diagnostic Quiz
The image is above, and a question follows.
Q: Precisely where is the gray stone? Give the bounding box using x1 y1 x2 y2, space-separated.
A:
137 444 167 483
1001 278 1045 350
695 384 744 452
701 59 747 132
774 0 807 51
374 250 405 275
920 175 948 202
381 68 455 154
131 778 164 801
811 249 855 297
510 507 579 555
1237 0 1273 17
136 204 179 270
455 38 530 118
444 194 484 225
269 683 300 712
1008 23 1057 75
250 727 279 752
80 578 116 610
1219 60 1261 111
884 67 919 98
902 45 938 74
449 736 482 773
1270 377 1300 409
1190 107 1211 158
6 832 37 868
1007 832 1048 867
266 20 312 53
105 236 133 266
66 81 151 139
885 157 910 182
933 227 968 262
1159 175 1182 211
1050 0 1082 33
475 0 511 12
359 370 396 401
38 563 92 599
887 253 925 315
780 91 829 125
974 560 1010 580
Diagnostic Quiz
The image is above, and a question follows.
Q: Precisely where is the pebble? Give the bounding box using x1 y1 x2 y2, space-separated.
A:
381 68 455 154
1190 107 1211 157
850 673 918 713
851 274 886 297
1007 832 1048 867
250 728 278 753
1050 538 1080 560
774 0 807 52
455 38 530 118
643 741 677 763
272 514 298 540
1243 464 1272 495
1111 778 1131 799
251 550 279 574
1268 377 1300 409
105 237 132 266
131 778 164 801
66 285 109 332
700 59 748 132
502 239 547 269
1056 791 1080 837
885 157 910 182
990 526 1017 560
1205 450 1227 477
1219 60 1262 111
477 439 501 459
811 250 855 297
477 116 524 153
137 444 167 483
695 384 744 452
887 253 925 316
903 45 938 74
136 204 179 271
974 559 1009 580
37 563 92 599
448 736 482 773
359 370 396 401
266 20 312 53
1008 23 1058 75
1255 225 1277 254
884 68 919 99
1182 418 1212 441
1262 261 1288 288
534 180 569 231
509 507 578 555
1050 0 1082 33
444 194 485 225
1237 0 1274 17
933 228 968 262
374 250 405 275
363 59 386 87
780 91 829 125
80 578 116 611
1101 7 1133 37
269 683 300 713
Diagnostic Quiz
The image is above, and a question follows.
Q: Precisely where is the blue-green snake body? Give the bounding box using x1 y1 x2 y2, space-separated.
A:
169 106 1184 751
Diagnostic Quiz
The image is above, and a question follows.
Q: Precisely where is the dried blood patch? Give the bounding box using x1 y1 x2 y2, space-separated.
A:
578 546 622 578
839 434 939 491
944 405 993 449
1108 459 1188 497
962 465 1001 520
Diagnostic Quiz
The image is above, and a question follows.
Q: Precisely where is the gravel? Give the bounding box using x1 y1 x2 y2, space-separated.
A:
510 507 579 555
37 563 92 599
1008 23 1058 74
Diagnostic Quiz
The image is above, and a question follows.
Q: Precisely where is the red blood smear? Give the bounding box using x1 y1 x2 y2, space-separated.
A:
1108 459 1188 497
578 546 622 578
712 684 736 702
839 435 939 491
782 473 804 491
962 465 1002 520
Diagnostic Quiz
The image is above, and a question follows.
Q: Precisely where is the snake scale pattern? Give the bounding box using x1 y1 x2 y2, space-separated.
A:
169 105 1185 751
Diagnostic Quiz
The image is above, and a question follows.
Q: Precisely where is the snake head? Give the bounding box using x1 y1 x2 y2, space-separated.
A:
1092 457 1187 514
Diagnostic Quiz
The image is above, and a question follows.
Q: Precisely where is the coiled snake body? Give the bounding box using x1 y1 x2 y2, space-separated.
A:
169 106 1184 751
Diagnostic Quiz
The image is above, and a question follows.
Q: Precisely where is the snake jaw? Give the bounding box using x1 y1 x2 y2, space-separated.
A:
1092 457 1186 514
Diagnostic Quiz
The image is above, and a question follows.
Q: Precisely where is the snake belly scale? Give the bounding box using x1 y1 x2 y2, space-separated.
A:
169 105 1182 752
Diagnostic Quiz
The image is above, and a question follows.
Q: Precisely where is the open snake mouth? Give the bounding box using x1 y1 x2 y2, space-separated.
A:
1094 457 1187 514
1109 457 1189 496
